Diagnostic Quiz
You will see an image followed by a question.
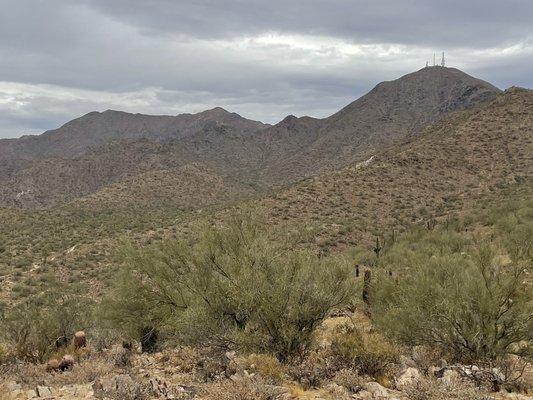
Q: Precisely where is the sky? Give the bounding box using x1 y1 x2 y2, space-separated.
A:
0 1 532 138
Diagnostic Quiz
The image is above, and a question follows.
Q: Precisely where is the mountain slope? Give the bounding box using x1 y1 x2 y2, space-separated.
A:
254 66 502 184
0 89 529 304
258 87 532 247
0 107 269 162
0 67 502 208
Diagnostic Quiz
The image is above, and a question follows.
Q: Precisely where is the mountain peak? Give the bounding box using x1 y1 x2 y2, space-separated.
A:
332 66 501 123
198 107 233 117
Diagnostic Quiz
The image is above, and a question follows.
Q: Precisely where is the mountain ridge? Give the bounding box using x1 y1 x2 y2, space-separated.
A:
0 107 270 162
0 67 503 208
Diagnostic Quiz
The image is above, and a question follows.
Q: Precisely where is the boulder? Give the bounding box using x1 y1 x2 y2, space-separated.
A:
110 344 131 367
36 386 52 397
6 381 21 391
353 391 373 400
92 374 141 399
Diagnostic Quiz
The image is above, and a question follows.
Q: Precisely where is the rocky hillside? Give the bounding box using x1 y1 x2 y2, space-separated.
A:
258 87 532 248
0 107 269 162
1 88 528 306
0 67 501 208
252 66 501 184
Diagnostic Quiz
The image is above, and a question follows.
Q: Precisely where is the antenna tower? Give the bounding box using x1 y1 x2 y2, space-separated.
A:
441 52 445 67
433 53 436 66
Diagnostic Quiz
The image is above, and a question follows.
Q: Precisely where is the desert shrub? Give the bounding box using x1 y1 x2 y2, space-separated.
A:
332 368 365 393
231 354 286 384
410 345 445 374
288 349 338 389
103 212 356 361
0 343 7 365
0 283 95 362
201 377 283 400
331 329 399 378
373 243 533 363
166 346 203 373
404 376 487 400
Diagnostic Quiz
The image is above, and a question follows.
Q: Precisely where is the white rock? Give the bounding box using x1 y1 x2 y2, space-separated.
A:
7 381 22 391
26 390 37 399
36 386 52 397
396 367 421 389
352 389 373 399
365 382 389 397
440 369 460 385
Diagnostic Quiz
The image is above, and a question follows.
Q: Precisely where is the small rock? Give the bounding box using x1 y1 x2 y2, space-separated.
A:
26 389 37 399
6 381 21 391
229 373 243 382
36 386 52 397
352 389 373 399
365 382 389 397
92 374 140 399
396 367 421 389
440 369 460 385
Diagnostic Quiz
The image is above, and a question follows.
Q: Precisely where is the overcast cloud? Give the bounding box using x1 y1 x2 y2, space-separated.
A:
1 0 532 138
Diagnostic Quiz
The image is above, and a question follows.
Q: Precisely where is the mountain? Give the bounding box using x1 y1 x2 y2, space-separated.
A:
0 67 502 208
1 86 529 303
0 107 269 162
252 66 501 184
258 87 532 248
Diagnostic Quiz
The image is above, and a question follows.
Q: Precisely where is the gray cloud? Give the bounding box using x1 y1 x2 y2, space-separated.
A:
0 0 532 138
82 0 533 47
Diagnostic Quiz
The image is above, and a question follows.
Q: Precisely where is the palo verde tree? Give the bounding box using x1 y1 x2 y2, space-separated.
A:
103 211 357 361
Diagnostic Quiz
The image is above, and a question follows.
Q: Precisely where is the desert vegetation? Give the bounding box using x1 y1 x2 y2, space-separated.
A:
101 212 357 361
372 200 533 364
1 197 531 399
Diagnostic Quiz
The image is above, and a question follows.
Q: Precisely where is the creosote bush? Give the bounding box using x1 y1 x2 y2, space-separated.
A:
102 212 356 361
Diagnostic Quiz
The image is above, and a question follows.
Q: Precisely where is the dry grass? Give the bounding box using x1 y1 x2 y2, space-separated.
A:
200 377 283 400
405 376 490 400
1 356 114 389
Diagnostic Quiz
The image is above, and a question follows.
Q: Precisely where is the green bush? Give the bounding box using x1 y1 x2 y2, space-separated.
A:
373 243 533 363
0 284 95 362
102 212 356 361
331 329 399 378
0 343 6 365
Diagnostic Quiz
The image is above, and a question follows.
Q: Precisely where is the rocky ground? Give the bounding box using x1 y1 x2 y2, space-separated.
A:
1 317 532 400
